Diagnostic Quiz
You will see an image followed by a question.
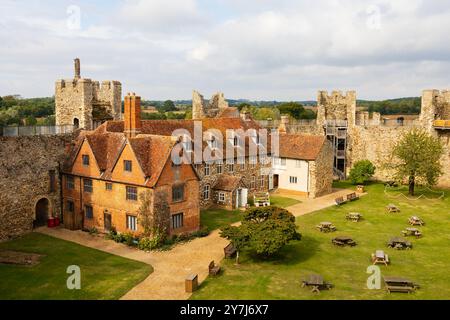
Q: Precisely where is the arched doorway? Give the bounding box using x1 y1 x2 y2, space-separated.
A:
34 198 49 228
73 118 80 129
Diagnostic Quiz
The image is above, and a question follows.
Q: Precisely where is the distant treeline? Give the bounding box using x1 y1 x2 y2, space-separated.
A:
0 95 422 127
0 95 55 126
357 97 421 115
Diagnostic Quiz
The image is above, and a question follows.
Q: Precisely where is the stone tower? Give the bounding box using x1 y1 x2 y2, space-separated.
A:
192 90 231 119
55 59 122 130
420 89 450 132
316 90 357 127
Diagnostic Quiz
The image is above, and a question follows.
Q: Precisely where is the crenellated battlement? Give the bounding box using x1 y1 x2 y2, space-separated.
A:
317 90 357 126
55 59 122 130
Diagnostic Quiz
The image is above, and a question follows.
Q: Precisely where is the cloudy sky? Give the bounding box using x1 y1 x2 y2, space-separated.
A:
1 0 450 100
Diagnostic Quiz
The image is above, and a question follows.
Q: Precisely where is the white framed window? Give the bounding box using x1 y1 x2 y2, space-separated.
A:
216 161 223 174
127 215 137 231
218 192 226 203
289 176 298 184
250 156 257 168
281 158 287 166
126 186 138 201
204 163 210 176
259 175 265 189
251 176 256 189
295 160 302 168
228 163 234 173
171 213 184 229
273 157 281 166
203 185 210 200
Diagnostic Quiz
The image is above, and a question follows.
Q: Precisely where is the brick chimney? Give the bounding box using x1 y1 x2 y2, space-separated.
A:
278 115 290 134
124 92 141 138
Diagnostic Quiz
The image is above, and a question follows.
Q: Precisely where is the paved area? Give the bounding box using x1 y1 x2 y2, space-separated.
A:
277 188 361 217
37 188 358 300
37 227 228 300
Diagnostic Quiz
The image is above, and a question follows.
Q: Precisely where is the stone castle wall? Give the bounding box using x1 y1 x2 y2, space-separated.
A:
281 89 450 189
0 134 72 241
309 140 334 198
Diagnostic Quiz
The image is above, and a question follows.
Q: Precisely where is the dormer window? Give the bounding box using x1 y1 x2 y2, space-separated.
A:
124 160 132 172
82 155 90 166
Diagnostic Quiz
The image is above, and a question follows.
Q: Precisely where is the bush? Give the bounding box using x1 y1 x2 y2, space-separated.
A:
348 160 376 185
191 226 210 238
88 227 98 236
123 232 138 247
138 237 160 251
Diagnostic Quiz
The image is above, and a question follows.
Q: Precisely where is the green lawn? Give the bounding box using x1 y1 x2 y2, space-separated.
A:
192 182 450 300
270 195 301 208
0 233 152 300
201 196 301 231
201 209 243 231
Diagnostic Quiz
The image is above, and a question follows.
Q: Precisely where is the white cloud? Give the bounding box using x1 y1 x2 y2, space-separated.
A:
1 0 450 100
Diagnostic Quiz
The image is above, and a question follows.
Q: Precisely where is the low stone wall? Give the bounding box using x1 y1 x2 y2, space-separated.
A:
0 134 72 241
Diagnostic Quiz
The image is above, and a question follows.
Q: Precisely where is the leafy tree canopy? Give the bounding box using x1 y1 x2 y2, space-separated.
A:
348 160 376 185
390 129 443 195
220 206 301 261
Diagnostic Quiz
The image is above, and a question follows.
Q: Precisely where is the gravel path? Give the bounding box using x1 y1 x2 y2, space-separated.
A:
36 188 356 300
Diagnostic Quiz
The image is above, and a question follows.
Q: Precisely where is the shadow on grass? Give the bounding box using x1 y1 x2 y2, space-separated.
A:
243 234 321 266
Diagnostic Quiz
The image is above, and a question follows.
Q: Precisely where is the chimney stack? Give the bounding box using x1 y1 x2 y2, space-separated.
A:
74 58 81 80
278 115 290 134
124 92 142 138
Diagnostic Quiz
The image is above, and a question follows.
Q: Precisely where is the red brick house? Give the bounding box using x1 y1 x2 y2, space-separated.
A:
61 93 200 235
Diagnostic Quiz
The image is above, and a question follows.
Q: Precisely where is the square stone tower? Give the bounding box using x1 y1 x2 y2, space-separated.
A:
55 58 122 130
316 90 357 127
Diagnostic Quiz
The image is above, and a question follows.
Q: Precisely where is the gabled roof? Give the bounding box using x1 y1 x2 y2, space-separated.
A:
278 134 327 161
95 117 271 157
213 175 245 191
63 131 182 187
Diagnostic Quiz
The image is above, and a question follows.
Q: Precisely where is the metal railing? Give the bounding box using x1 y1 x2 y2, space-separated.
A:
355 119 419 127
256 119 317 128
0 125 75 137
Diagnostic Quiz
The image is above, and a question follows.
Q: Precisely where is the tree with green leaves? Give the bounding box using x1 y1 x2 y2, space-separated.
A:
220 206 301 263
348 160 376 185
160 100 177 113
391 129 443 195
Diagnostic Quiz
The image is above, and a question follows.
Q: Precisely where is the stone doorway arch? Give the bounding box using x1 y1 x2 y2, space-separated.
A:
33 197 52 228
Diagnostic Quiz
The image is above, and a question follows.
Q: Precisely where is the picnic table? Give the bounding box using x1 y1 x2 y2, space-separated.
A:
316 221 337 233
387 237 412 250
386 204 400 213
301 274 333 294
332 236 357 247
346 212 363 222
402 227 422 238
384 276 419 293
371 250 390 266
408 216 425 226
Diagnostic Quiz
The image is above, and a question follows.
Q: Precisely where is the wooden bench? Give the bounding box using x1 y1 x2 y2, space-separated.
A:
335 196 345 206
208 260 221 276
224 243 237 258
386 285 414 293
346 192 359 201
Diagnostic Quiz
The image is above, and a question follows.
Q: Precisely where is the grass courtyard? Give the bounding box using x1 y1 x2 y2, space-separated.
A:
200 195 301 231
0 233 152 300
192 182 450 300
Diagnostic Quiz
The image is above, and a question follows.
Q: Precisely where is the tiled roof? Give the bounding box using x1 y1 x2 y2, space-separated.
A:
278 134 327 161
63 131 179 187
213 175 245 191
96 117 271 158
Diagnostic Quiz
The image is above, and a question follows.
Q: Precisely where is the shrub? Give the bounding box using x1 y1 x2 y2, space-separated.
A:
348 160 376 185
191 226 210 238
138 237 160 251
123 232 137 247
88 227 98 236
